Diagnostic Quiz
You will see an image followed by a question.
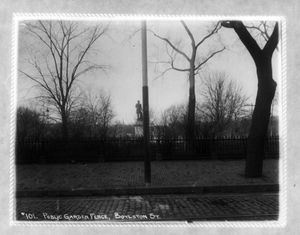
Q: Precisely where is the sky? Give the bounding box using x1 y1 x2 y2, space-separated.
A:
16 19 281 124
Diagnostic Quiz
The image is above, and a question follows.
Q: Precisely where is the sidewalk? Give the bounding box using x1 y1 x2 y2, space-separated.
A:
15 159 280 197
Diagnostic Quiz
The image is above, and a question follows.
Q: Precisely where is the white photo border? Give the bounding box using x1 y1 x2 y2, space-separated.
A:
10 13 287 227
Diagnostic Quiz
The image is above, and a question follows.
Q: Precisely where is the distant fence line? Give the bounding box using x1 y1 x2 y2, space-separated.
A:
15 136 280 164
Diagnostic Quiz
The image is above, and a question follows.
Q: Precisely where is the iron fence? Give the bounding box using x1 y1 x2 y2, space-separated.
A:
15 136 279 164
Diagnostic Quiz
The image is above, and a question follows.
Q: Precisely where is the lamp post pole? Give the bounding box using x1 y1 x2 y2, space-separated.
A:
141 20 151 184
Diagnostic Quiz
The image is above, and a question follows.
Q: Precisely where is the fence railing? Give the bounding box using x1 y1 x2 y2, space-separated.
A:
15 136 279 164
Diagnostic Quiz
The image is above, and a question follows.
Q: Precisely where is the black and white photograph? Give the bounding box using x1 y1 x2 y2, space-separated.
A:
14 16 282 223
1 0 300 235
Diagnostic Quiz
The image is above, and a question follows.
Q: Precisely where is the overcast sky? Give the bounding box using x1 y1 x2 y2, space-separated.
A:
17 19 281 124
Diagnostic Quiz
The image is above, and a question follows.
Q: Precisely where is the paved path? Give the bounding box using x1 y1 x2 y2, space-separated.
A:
15 193 279 222
16 159 279 192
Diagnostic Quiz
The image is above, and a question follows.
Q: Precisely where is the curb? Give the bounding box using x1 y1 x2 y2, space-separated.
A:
16 184 279 197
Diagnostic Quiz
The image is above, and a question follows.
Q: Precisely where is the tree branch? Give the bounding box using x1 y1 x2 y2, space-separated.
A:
221 21 261 60
181 21 196 48
150 29 191 62
194 46 225 73
196 22 221 49
263 22 279 54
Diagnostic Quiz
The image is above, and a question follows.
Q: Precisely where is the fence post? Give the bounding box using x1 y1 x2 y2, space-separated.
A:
210 137 218 160
98 139 105 163
211 151 218 160
98 153 105 162
155 138 162 161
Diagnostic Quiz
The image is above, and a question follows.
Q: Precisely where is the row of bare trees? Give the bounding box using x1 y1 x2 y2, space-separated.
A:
17 71 250 139
152 71 251 139
17 87 116 140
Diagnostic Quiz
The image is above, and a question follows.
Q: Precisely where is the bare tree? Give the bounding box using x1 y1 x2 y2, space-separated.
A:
19 20 111 139
199 71 249 137
69 106 90 138
17 106 46 140
154 104 186 139
150 21 225 138
221 21 279 177
80 87 115 139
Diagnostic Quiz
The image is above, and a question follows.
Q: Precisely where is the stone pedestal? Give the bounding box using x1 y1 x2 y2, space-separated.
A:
134 119 143 137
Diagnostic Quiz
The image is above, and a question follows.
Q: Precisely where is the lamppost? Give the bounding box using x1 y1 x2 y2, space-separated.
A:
141 20 151 184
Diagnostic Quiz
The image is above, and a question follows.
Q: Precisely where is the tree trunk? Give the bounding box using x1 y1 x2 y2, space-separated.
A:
62 120 68 140
245 56 276 177
61 108 68 140
221 21 279 177
187 72 195 139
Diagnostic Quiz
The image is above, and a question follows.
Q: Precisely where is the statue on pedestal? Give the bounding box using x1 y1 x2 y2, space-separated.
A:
135 100 143 136
135 100 143 120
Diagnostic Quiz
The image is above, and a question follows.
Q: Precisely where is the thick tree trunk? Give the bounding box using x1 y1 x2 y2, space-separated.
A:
221 21 279 177
245 57 276 177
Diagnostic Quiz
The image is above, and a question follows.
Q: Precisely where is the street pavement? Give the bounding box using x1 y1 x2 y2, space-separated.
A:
15 193 279 222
